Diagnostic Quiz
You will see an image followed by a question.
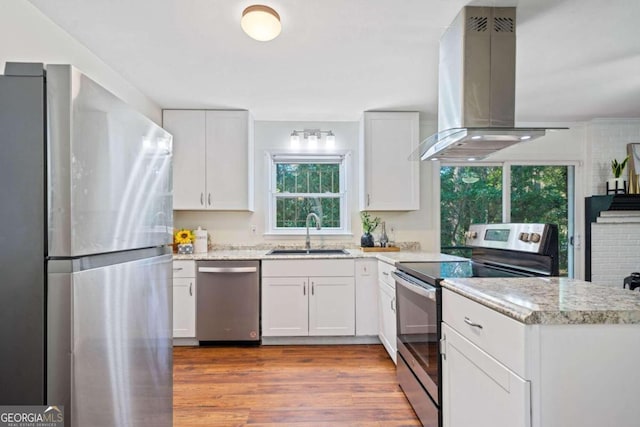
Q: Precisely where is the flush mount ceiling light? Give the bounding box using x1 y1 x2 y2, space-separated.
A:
241 5 281 41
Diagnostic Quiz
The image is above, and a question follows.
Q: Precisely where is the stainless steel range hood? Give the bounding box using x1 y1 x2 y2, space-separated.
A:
418 6 565 161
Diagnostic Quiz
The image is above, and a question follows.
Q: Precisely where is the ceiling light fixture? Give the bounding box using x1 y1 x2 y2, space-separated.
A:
241 5 281 41
290 129 335 149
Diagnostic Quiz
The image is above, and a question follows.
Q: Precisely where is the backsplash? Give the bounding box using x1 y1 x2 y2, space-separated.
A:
206 241 421 251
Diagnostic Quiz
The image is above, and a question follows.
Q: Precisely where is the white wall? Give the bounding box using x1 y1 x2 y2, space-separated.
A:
174 119 439 250
0 0 161 123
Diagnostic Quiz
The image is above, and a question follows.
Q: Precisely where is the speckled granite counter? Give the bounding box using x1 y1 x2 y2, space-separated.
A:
173 249 466 263
441 277 640 325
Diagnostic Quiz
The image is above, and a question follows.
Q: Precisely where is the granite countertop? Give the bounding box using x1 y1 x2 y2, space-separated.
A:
441 277 640 325
173 248 467 264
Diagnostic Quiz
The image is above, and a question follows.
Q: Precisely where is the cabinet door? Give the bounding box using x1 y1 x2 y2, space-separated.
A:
355 259 379 336
205 111 253 210
360 112 420 211
442 323 531 427
162 110 206 210
172 277 195 338
262 277 308 337
309 276 355 336
378 280 397 363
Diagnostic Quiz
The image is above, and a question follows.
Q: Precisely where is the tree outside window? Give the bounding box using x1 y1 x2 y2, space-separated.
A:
269 155 347 233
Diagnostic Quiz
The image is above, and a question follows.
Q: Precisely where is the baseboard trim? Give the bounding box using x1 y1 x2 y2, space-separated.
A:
261 335 381 345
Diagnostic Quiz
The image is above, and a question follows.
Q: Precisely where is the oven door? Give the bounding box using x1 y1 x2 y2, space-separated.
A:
393 271 440 405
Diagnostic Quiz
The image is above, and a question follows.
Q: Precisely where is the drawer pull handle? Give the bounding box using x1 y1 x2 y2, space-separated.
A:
173 267 183 271
382 271 389 276
464 317 483 329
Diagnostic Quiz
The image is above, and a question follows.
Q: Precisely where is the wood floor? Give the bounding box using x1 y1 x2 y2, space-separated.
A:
173 344 421 426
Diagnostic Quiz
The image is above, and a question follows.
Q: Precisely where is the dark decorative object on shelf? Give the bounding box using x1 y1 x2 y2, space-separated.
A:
623 272 640 291
360 232 375 247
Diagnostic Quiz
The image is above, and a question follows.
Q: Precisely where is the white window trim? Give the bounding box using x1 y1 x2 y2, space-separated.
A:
265 151 351 236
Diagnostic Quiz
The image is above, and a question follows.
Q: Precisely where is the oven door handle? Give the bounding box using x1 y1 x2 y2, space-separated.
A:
391 271 436 301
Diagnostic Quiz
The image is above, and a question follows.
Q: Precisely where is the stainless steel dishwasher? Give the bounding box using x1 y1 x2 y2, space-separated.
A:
196 260 260 342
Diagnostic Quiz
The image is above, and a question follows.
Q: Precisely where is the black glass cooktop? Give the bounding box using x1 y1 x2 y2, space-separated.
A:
397 260 528 285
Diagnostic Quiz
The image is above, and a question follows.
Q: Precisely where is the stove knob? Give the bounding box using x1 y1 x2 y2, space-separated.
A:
519 232 530 242
530 233 541 243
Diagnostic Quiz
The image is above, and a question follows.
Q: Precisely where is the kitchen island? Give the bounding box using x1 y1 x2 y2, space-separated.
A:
440 277 640 427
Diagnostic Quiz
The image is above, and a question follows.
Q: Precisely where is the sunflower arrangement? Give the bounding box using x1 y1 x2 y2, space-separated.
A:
174 229 195 245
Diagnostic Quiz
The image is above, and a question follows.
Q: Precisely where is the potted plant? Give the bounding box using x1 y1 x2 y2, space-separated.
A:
360 211 380 247
608 155 630 194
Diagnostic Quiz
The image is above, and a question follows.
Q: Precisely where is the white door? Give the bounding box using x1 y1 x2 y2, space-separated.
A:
172 277 195 338
262 277 308 336
162 110 206 210
378 280 397 362
442 323 531 427
308 276 355 336
205 110 250 210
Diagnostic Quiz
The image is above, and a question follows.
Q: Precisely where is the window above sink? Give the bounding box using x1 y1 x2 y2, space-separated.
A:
266 153 352 236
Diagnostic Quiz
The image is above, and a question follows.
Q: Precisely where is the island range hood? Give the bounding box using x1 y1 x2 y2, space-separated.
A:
418 6 565 161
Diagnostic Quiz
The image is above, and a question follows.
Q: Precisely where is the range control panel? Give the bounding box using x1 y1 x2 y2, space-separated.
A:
464 223 553 253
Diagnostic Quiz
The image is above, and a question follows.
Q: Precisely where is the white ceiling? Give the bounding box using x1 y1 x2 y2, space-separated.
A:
28 0 640 122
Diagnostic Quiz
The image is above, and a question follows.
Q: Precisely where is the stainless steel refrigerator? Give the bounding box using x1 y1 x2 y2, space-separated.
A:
0 63 173 426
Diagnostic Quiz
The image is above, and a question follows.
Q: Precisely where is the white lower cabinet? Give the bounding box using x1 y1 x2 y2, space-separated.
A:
262 260 355 337
442 322 530 427
355 259 379 336
442 287 640 427
377 261 397 363
172 261 196 338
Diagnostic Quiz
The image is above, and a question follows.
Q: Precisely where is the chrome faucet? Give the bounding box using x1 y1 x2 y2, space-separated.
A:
305 212 321 251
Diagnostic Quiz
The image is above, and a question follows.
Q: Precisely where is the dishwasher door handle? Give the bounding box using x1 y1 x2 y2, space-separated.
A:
198 267 258 274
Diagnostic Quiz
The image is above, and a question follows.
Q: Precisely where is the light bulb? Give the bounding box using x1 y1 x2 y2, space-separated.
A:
290 132 300 148
308 134 318 149
326 133 336 149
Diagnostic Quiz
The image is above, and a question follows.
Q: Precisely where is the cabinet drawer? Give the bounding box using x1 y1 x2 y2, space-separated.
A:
173 260 195 278
442 289 525 376
377 261 396 287
262 259 354 277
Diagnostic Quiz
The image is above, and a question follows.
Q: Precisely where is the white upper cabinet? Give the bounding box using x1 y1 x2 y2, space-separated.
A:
359 111 420 211
163 109 254 211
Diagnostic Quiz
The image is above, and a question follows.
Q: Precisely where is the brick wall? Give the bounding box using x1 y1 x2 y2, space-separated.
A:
591 222 640 287
588 119 640 195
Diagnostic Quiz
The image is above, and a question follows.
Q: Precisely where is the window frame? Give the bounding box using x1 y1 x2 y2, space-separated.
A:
266 152 351 236
439 160 580 278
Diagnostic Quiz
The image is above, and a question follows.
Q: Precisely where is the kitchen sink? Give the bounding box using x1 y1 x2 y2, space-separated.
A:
266 248 349 255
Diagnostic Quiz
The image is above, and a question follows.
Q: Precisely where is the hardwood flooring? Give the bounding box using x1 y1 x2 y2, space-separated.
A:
173 344 421 426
